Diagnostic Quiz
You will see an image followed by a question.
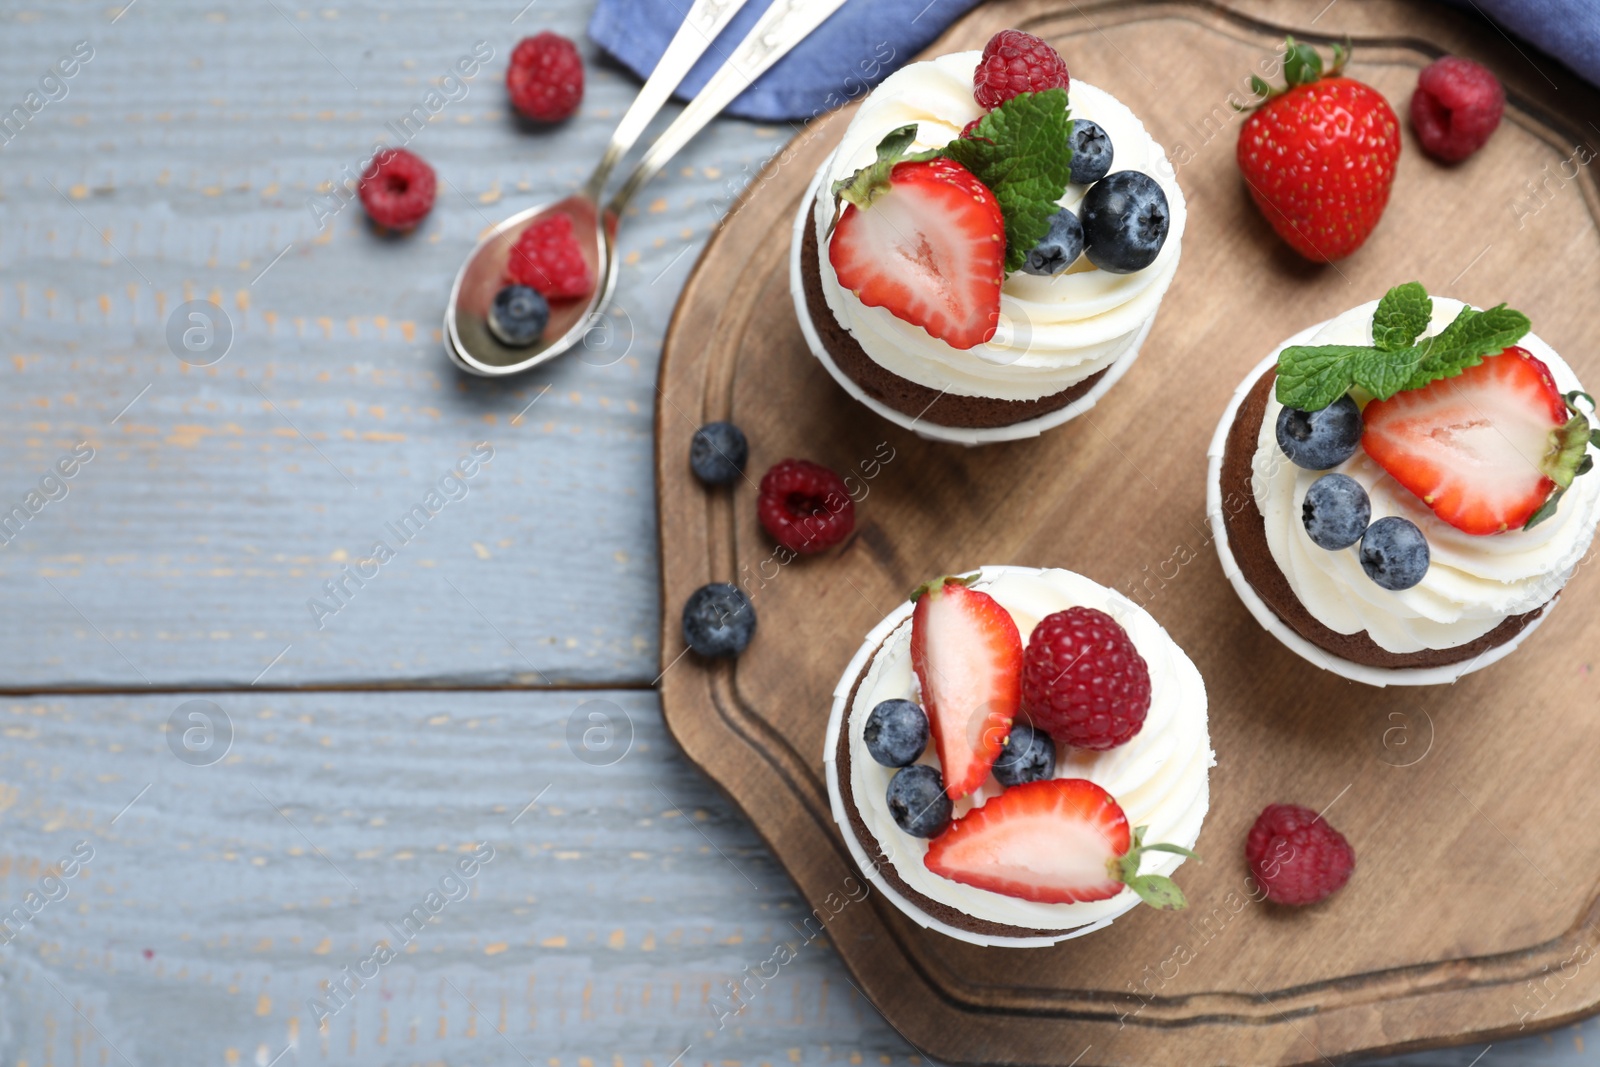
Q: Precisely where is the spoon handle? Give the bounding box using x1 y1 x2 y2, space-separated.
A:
607 0 854 213
583 0 757 201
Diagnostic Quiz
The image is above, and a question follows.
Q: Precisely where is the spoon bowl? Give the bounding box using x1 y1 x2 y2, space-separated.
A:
445 195 618 377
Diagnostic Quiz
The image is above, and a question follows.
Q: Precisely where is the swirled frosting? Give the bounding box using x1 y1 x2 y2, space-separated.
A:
812 52 1186 402
843 566 1211 934
1252 298 1600 654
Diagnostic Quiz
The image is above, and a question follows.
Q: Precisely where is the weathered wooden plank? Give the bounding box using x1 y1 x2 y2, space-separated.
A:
0 0 790 688
0 689 923 1064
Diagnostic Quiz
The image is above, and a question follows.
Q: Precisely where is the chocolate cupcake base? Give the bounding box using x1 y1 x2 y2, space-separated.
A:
1205 343 1557 688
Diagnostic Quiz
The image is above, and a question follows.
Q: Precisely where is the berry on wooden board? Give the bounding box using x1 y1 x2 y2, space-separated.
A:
1236 38 1400 261
755 459 855 554
681 582 756 658
1245 803 1355 906
689 421 748 487
1411 56 1504 163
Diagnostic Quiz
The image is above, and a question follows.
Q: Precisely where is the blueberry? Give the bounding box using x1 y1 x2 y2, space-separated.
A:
1360 517 1430 591
1021 208 1085 277
863 699 928 767
1080 171 1170 273
1067 119 1114 184
681 582 755 657
1301 473 1372 550
1275 396 1363 471
689 421 748 487
886 764 952 838
487 284 550 347
992 721 1056 787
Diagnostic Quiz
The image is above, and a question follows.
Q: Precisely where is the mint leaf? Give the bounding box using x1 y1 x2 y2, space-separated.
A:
1351 347 1417 400
1276 289 1533 409
1405 303 1530 389
1372 281 1431 351
1275 345 1371 410
939 89 1072 273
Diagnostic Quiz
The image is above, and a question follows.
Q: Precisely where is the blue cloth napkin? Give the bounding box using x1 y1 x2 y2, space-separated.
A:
587 0 981 122
590 0 1600 123
1451 0 1600 89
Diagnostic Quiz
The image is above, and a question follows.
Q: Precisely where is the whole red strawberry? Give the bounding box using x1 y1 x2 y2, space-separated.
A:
1245 803 1355 905
1021 607 1151 750
973 29 1069 110
1237 38 1400 262
507 32 584 123
756 459 855 555
358 148 436 231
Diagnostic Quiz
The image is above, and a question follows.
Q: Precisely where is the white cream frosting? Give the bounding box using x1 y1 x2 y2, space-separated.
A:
829 566 1212 942
1251 298 1600 655
811 52 1186 403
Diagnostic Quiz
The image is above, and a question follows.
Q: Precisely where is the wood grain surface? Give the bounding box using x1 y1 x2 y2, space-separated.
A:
1 0 1595 1063
656 1 1600 1064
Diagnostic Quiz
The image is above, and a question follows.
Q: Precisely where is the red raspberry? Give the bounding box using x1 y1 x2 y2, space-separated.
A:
756 459 855 555
1020 608 1150 750
506 213 593 301
507 32 584 123
357 148 436 231
958 116 993 144
973 29 1070 111
1410 56 1504 163
1245 803 1356 906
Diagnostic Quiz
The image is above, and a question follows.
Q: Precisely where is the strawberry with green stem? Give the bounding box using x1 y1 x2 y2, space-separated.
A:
923 778 1197 908
1237 38 1400 262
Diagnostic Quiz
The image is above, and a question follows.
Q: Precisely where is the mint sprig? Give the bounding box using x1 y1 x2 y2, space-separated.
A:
1275 282 1532 411
939 89 1073 273
829 90 1074 275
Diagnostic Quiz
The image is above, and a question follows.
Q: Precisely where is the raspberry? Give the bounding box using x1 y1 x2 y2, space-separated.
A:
756 459 855 555
1410 56 1503 163
507 32 584 123
958 116 993 144
1245 803 1355 906
506 213 594 301
973 29 1069 111
1020 608 1150 750
357 148 436 231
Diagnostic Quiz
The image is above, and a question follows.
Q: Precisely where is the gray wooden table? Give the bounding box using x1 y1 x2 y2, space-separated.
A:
0 0 1591 1063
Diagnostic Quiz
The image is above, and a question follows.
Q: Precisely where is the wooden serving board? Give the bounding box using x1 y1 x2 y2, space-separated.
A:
655 2 1600 1063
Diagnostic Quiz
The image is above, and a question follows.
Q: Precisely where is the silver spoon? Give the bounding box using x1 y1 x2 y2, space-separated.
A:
446 0 852 377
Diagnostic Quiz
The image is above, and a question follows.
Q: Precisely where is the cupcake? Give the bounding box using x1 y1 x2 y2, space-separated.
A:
790 30 1185 445
1208 284 1600 687
822 566 1212 947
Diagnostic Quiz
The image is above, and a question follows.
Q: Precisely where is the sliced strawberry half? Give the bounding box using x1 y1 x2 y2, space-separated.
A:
1361 346 1593 535
909 575 1021 799
923 779 1195 908
828 155 1004 351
